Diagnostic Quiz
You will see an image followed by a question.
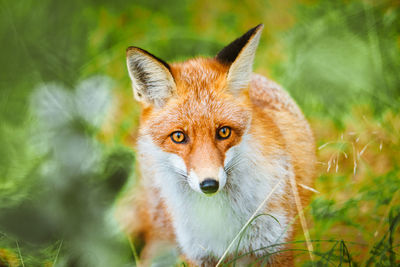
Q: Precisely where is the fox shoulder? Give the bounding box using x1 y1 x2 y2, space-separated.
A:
249 73 304 118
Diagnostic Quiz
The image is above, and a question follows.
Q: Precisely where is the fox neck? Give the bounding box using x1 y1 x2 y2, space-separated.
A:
137 133 292 261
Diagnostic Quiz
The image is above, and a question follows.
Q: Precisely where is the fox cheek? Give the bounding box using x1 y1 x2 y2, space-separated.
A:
187 170 202 193
224 144 239 170
218 167 227 189
168 153 187 175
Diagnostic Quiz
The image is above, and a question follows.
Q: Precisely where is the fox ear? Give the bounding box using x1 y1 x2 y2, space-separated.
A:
126 47 176 108
216 24 263 95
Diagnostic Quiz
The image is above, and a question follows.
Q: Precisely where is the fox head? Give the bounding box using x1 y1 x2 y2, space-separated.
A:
127 25 263 195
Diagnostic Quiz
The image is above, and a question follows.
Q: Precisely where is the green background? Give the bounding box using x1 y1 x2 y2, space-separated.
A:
0 0 399 265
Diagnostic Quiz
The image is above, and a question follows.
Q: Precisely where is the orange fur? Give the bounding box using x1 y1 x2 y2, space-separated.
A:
119 27 316 266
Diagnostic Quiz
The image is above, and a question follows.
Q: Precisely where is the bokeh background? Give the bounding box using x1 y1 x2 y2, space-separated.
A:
0 0 399 266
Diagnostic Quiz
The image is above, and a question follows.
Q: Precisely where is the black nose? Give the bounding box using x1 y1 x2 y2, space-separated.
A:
199 179 219 194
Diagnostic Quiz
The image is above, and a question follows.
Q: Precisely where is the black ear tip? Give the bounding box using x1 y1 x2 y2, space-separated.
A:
255 24 264 33
215 24 264 65
126 46 140 55
126 46 152 57
249 23 264 35
126 46 171 71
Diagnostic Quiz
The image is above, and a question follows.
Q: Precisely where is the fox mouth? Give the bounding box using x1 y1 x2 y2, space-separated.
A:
168 155 241 197
167 166 228 196
164 152 242 196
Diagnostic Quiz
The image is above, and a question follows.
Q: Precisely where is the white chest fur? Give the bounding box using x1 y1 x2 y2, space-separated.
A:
138 135 292 262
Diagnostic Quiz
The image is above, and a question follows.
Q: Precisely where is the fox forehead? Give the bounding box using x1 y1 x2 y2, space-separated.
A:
148 95 250 138
171 58 229 96
140 58 251 138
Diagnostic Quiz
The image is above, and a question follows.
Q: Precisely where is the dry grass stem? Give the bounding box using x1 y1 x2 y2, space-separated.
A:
299 183 320 194
215 180 282 267
289 171 314 262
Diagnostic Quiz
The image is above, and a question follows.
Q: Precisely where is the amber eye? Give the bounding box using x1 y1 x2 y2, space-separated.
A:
171 131 186 144
217 126 231 140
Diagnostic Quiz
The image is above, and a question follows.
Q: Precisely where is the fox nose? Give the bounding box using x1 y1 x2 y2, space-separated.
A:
199 179 219 194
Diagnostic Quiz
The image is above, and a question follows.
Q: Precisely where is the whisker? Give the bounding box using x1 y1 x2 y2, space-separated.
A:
159 163 188 180
225 153 246 173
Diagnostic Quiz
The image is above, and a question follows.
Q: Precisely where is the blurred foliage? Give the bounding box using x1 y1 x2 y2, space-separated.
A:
0 0 399 266
281 0 400 122
1 76 135 266
300 106 400 266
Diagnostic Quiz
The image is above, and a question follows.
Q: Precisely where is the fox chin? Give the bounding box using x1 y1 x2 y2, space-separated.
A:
117 24 316 266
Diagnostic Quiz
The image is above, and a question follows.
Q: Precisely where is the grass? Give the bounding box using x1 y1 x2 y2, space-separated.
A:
216 182 283 266
0 0 399 266
0 93 398 266
302 107 400 266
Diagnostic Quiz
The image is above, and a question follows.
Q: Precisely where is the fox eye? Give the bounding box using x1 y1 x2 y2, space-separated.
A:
217 126 231 140
171 131 186 144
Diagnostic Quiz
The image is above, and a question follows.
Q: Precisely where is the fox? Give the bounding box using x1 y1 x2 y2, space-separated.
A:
118 24 316 266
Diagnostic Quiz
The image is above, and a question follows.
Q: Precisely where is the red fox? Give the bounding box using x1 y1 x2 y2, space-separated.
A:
119 24 316 266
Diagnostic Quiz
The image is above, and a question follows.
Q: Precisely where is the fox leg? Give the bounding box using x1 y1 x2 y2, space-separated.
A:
139 239 179 266
179 255 218 267
261 249 294 267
